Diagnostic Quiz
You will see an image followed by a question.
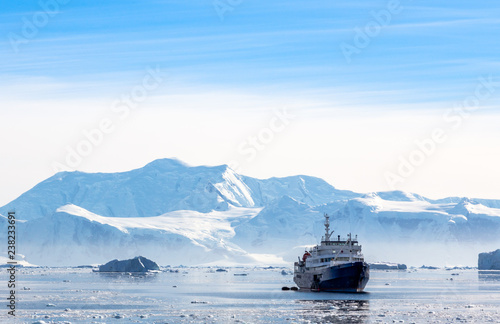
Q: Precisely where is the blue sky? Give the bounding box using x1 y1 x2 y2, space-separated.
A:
1 0 500 204
4 0 500 100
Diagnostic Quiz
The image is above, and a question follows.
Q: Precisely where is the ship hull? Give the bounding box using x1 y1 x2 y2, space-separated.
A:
294 262 369 292
319 262 369 292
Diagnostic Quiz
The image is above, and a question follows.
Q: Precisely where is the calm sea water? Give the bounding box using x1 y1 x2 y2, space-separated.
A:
2 267 500 323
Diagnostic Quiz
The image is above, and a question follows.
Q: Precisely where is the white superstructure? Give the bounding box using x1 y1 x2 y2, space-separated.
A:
297 214 365 269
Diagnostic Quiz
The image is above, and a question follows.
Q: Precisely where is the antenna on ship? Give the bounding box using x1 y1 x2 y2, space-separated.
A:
323 213 333 242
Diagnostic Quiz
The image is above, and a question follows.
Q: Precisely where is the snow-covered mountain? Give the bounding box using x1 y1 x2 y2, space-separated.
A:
16 204 262 266
1 158 499 267
0 158 355 221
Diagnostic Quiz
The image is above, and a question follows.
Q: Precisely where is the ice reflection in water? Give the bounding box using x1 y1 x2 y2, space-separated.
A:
478 270 500 291
97 271 159 280
478 270 500 280
296 300 369 324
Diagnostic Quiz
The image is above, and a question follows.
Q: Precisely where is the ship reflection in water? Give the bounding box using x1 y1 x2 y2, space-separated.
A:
296 299 369 324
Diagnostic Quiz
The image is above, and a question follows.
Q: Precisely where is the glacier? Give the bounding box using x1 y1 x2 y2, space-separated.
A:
1 158 500 267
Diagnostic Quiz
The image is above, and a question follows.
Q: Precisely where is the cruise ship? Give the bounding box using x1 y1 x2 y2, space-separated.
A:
293 214 369 292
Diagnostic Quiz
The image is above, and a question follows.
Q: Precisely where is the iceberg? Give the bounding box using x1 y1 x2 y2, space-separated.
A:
98 256 160 272
478 249 500 270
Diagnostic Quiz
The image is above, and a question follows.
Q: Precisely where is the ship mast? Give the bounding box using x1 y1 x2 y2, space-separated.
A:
323 213 333 242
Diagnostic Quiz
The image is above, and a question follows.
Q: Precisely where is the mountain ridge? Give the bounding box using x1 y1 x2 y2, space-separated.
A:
0 158 352 220
1 158 499 267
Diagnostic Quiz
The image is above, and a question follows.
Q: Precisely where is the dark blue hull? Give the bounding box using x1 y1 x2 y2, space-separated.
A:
317 262 369 292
